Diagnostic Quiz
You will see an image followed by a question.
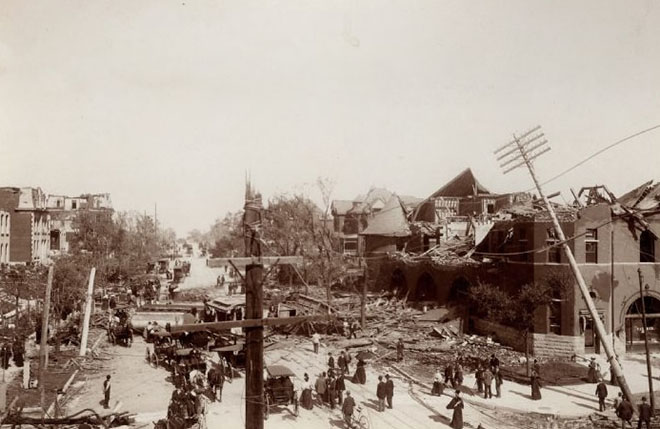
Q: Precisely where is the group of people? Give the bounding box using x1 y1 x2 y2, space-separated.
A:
0 338 24 369
375 374 394 411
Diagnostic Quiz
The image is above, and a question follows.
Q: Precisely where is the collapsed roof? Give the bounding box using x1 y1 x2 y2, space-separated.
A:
360 196 411 237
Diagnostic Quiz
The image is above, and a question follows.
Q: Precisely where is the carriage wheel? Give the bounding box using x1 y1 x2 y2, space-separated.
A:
264 393 270 420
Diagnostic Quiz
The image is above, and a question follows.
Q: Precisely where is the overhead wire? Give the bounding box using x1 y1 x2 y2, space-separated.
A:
518 123 660 193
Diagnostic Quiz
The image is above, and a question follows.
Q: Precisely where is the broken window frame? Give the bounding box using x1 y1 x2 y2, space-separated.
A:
584 228 598 264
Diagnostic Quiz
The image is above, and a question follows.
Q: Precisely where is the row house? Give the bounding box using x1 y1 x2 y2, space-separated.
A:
477 182 660 355
46 193 113 253
0 211 9 264
331 188 421 255
0 187 50 263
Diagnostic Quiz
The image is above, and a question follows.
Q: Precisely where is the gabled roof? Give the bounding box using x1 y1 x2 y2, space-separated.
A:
617 180 660 211
331 200 354 216
430 168 492 198
360 196 411 237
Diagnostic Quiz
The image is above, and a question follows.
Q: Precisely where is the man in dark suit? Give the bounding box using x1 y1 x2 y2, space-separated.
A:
638 396 652 429
376 375 387 412
385 374 394 409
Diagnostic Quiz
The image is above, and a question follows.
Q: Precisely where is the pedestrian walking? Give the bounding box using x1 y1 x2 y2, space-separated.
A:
376 375 387 412
613 391 623 410
475 366 484 394
312 332 321 354
385 374 394 409
489 354 500 373
446 390 464 429
453 364 464 388
444 365 453 384
494 367 503 398
352 358 367 385
638 397 652 429
616 394 633 429
396 338 404 362
587 357 599 383
345 348 352 373
432 368 444 396
327 374 337 410
301 373 314 410
338 351 348 374
328 352 335 370
595 378 608 411
315 372 327 405
482 367 493 399
336 370 346 405
102 375 111 409
531 370 542 400
349 320 360 339
342 391 356 428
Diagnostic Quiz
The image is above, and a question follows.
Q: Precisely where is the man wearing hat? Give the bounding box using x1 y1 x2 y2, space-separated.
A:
342 391 356 428
385 374 394 409
638 396 652 429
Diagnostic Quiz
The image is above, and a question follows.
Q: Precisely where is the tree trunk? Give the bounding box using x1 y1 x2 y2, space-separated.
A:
525 330 531 377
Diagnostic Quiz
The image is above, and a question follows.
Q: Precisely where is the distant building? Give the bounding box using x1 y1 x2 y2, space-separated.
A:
0 211 9 264
46 193 113 254
0 187 50 263
360 196 411 256
331 187 421 255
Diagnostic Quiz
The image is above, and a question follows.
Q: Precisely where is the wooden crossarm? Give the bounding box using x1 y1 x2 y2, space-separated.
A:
168 314 333 334
207 256 303 268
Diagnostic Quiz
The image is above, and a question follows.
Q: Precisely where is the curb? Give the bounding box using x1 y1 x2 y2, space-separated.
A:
46 369 79 416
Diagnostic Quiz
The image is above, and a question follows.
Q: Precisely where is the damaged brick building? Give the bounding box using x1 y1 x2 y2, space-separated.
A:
364 169 660 357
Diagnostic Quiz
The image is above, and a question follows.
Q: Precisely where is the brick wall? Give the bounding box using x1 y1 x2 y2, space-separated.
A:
472 317 583 358
532 332 584 358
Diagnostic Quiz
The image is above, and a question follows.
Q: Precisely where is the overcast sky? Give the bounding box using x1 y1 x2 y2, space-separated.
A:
1 1 659 236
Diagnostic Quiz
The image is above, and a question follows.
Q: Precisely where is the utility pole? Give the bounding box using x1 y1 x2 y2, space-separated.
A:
39 266 54 416
495 125 633 402
361 259 367 328
637 268 654 410
243 180 264 429
611 229 615 350
79 268 96 357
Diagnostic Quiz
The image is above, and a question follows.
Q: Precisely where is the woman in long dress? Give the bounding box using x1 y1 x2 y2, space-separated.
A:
531 371 542 400
446 390 464 429
300 373 314 410
352 358 367 385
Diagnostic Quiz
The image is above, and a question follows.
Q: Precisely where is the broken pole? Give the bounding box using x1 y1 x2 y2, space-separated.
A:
39 265 54 416
497 126 633 403
638 268 655 410
79 267 96 357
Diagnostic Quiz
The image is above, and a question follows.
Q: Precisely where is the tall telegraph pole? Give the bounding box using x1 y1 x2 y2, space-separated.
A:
243 179 265 429
495 126 633 402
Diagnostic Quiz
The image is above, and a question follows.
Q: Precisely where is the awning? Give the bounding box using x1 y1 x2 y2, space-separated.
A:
266 365 296 377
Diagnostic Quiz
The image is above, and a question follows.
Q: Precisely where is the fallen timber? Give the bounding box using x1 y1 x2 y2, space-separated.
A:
168 314 335 334
2 408 133 427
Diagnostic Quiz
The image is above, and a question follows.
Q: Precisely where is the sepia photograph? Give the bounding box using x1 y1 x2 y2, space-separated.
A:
1 1 660 428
